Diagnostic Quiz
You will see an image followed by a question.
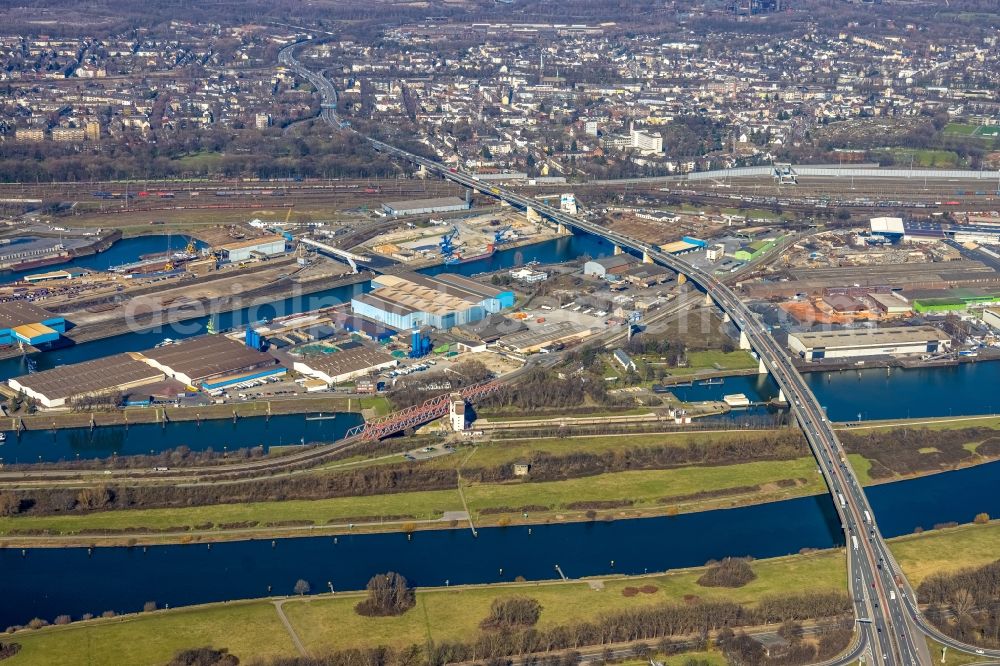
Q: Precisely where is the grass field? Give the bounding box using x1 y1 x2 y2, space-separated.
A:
889 148 961 168
944 123 979 137
943 123 1000 139
431 430 787 470
889 520 1000 585
6 600 294 666
0 489 465 537
462 458 826 516
839 414 1000 432
4 550 845 665
0 456 825 538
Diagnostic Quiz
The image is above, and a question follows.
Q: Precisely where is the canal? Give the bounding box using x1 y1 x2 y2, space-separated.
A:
0 412 363 465
0 234 207 285
1 459 999 627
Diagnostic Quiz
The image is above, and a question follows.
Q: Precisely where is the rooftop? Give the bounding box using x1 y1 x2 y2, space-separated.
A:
296 347 397 377
9 353 164 401
140 335 277 382
383 196 468 211
790 325 950 347
499 320 590 350
0 301 60 330
216 234 286 252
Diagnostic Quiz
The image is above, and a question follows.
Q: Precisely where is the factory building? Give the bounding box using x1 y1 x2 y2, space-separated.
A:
583 254 638 279
497 321 594 354
292 347 398 386
382 197 471 217
873 216 1000 245
351 273 514 330
0 301 67 346
139 334 284 389
869 293 912 315
982 307 1000 331
217 235 287 263
788 326 951 361
8 353 165 408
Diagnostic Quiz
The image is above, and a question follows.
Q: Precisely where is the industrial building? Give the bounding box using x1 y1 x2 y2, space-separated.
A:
497 321 594 354
982 307 1000 331
871 216 1000 245
745 260 1000 299
0 301 66 346
8 353 165 408
139 334 284 389
292 347 398 386
583 254 638 279
869 293 912 315
382 197 471 217
216 235 287 262
788 326 951 361
351 272 514 330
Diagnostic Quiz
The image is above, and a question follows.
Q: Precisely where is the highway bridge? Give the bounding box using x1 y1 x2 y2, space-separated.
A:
367 138 1000 666
279 37 1000 666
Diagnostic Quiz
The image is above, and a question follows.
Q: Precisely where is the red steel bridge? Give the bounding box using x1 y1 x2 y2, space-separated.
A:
344 379 503 441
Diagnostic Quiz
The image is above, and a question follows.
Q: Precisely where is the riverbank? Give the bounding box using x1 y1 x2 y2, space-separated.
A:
4 519 997 666
0 544 848 665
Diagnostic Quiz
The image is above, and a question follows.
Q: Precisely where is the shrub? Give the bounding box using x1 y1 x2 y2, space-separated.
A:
166 646 239 666
143 601 157 613
100 611 116 619
974 512 990 524
26 618 47 630
53 615 71 626
696 558 757 588
355 572 415 617
480 596 543 630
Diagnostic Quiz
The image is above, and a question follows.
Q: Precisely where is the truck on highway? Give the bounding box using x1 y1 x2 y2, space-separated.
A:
864 510 872 524
852 535 859 551
837 492 846 509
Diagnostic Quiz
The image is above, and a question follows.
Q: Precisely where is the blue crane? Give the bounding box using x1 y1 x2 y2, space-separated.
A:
439 227 459 263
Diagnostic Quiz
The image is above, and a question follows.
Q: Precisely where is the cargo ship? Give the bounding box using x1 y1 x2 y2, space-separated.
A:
443 243 496 265
0 250 73 275
110 251 197 274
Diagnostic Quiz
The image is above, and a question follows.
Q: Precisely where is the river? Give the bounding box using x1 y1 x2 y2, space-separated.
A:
0 412 362 465
3 232 1000 625
1 459 998 627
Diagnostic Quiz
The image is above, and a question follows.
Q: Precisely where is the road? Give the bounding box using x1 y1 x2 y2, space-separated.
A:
273 36 1000 665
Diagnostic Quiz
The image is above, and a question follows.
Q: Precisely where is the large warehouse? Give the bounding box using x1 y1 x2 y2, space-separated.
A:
139 334 285 389
351 272 514 330
293 347 398 386
788 326 951 361
0 301 66 346
216 234 287 262
8 353 165 408
382 197 470 217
